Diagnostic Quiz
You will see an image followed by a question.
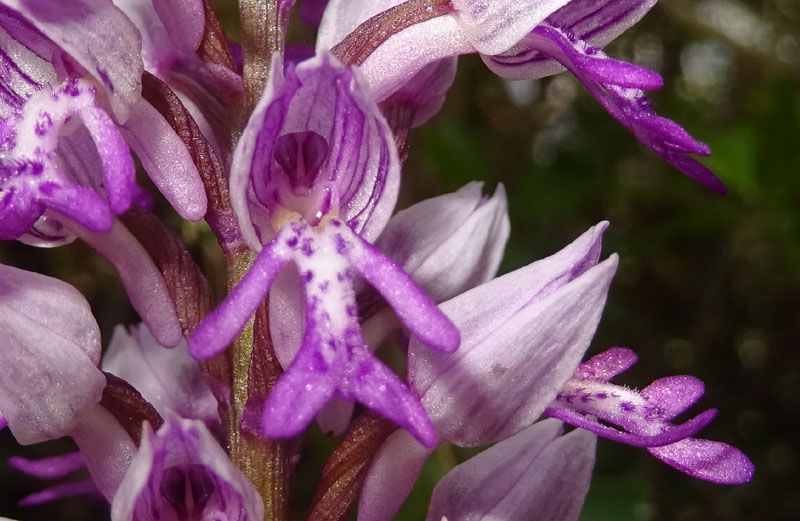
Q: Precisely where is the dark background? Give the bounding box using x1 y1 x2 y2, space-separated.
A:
2 1 799 520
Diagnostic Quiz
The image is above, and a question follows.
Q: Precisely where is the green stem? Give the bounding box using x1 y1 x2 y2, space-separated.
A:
226 248 257 463
238 0 282 125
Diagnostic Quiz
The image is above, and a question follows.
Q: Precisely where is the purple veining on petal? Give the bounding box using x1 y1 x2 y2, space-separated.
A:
546 347 754 483
486 25 725 193
2 0 144 122
409 223 618 447
110 418 263 521
232 52 399 250
546 0 658 48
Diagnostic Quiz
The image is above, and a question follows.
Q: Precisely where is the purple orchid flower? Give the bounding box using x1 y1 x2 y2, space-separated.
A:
111 417 263 521
359 222 618 521
317 0 723 191
359 222 752 521
545 347 755 484
189 52 459 447
0 0 209 223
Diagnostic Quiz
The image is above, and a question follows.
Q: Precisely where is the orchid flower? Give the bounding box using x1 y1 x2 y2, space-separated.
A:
0 0 208 224
189 52 459 447
359 222 618 521
359 222 752 520
317 0 724 191
111 418 263 521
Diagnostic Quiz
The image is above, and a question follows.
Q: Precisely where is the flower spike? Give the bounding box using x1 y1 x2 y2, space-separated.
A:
192 52 458 445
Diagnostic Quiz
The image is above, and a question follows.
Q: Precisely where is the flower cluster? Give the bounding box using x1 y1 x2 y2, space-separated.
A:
0 1 752 521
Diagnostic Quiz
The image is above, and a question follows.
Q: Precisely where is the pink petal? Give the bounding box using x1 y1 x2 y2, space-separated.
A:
72 219 182 347
425 419 594 521
121 99 207 221
358 429 433 521
0 264 105 444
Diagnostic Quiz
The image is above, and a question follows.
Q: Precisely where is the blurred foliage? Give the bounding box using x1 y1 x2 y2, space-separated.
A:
1 1 799 520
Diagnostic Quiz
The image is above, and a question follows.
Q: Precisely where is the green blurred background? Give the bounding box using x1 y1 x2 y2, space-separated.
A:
2 1 799 520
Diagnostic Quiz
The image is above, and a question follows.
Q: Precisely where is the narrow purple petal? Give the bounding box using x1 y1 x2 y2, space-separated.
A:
358 429 433 521
0 264 105 445
76 101 136 215
3 0 144 121
9 452 84 479
38 183 112 233
18 480 97 506
121 99 208 221
72 220 182 348
425 419 595 521
348 227 460 353
573 346 638 381
152 0 205 53
189 228 293 359
102 324 219 425
545 406 718 448
547 371 718 448
649 438 755 484
491 25 725 193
